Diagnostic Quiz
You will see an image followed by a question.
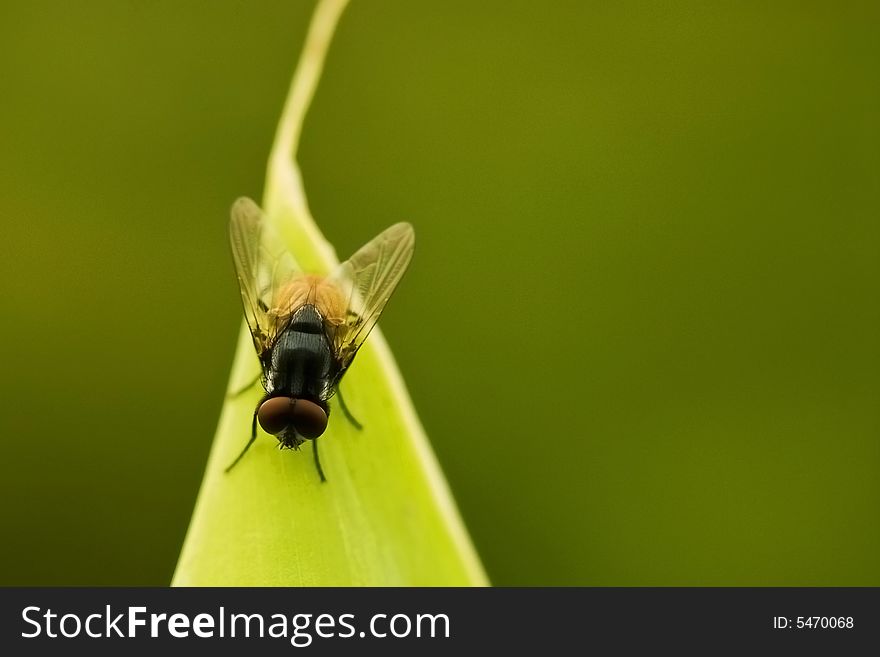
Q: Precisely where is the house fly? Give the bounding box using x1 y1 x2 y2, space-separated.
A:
225 197 414 481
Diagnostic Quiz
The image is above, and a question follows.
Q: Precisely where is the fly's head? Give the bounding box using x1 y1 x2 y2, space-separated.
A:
257 396 329 449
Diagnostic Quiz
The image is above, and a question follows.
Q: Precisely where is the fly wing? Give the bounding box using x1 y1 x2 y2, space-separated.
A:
228 197 301 359
326 222 415 371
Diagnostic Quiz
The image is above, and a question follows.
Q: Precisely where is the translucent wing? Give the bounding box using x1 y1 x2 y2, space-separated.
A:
327 222 415 371
228 197 301 359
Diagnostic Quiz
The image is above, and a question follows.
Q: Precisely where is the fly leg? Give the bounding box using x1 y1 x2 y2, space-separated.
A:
336 387 363 431
312 438 327 483
225 405 260 473
227 371 262 399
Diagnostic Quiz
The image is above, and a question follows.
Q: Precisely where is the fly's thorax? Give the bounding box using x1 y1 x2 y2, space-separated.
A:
265 304 339 400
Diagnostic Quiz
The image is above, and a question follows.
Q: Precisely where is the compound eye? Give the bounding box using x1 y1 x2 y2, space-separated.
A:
291 399 328 439
257 397 328 439
257 397 295 435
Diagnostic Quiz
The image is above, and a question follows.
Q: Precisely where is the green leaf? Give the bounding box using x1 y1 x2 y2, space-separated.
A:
172 0 488 587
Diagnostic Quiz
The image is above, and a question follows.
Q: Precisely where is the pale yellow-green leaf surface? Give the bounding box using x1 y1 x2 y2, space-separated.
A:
172 0 488 586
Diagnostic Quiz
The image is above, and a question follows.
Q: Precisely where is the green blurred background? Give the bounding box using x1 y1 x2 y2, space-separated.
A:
1 1 877 585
